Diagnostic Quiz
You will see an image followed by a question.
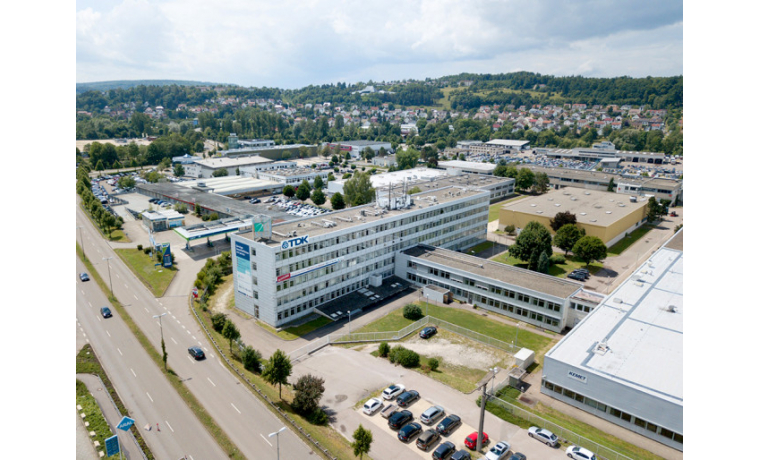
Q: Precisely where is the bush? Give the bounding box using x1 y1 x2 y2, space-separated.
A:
549 254 566 265
505 224 516 235
143 247 151 255
428 358 440 372
306 408 329 425
211 313 227 332
241 346 263 373
389 345 420 368
378 342 390 358
137 244 143 251
403 304 423 321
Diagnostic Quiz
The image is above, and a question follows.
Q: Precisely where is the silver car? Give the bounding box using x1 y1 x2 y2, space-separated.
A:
419 405 445 425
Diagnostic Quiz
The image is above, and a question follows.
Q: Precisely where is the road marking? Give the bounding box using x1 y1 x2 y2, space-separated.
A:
231 403 241 414
81 290 85 296
145 307 149 313
135 295 139 300
188 356 195 364
171 337 178 345
106 330 111 337
146 392 153 402
88 301 92 308
207 377 216 387
117 348 122 356
165 420 174 433
130 368 136 377
116 273 120 279
260 433 272 446
210 353 215 359
187 330 191 334
192 336 196 340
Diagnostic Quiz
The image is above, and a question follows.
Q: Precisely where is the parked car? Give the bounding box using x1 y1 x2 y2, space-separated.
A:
565 446 597 460
464 431 488 450
362 397 383 415
79 272 90 282
507 453 526 460
568 272 586 281
100 307 112 318
382 384 405 400
420 405 445 425
397 422 422 442
436 414 462 436
396 390 420 407
381 403 398 419
388 410 414 430
416 428 440 451
451 450 472 460
528 426 559 447
419 326 437 339
188 346 205 360
432 441 457 459
485 441 511 460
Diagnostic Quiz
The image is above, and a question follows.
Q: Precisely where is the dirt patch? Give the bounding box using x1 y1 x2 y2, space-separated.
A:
210 276 235 314
403 331 513 369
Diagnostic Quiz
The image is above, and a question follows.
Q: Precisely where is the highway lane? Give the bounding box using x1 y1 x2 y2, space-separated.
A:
76 258 227 459
77 203 315 460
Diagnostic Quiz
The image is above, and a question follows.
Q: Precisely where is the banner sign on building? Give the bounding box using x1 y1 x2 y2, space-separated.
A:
235 241 254 297
567 370 588 384
277 257 343 283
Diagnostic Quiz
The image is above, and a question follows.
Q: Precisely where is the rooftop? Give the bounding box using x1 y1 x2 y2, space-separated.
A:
438 160 497 172
194 155 272 169
545 230 684 406
524 165 682 189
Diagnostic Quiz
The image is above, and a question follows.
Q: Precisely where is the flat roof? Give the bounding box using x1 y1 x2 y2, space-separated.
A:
501 187 648 227
174 217 254 241
404 245 583 299
545 230 684 405
484 139 530 147
524 165 681 189
179 176 281 195
438 161 496 172
194 156 272 168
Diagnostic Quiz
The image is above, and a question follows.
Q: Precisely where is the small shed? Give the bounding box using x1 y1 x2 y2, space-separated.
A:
423 285 452 304
514 348 535 370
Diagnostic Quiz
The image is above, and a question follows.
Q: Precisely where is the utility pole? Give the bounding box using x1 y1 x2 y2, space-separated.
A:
103 257 114 297
476 381 488 451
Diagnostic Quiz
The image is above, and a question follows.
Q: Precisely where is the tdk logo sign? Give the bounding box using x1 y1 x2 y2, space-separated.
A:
281 235 309 250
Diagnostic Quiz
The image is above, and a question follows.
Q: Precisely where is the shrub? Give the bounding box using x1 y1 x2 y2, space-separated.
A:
143 247 151 255
241 346 263 373
378 342 390 358
397 349 420 368
137 244 143 251
403 304 423 321
307 408 329 425
211 313 227 332
428 358 440 372
505 224 516 235
549 254 566 265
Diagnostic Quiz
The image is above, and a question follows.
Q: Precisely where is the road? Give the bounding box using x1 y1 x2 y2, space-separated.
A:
77 201 315 460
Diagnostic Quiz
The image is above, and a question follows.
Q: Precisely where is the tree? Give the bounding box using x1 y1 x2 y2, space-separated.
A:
396 148 420 170
330 192 346 210
537 251 550 274
291 374 326 415
283 185 296 198
572 236 608 266
515 168 535 192
533 172 550 194
262 349 293 399
554 224 585 255
311 188 326 206
607 177 616 192
161 336 167 371
343 172 375 206
241 345 263 373
313 175 324 190
352 424 373 460
296 180 311 201
646 196 661 222
508 221 553 271
118 176 136 189
222 320 240 354
550 211 578 232
212 168 229 177
173 163 185 177
407 186 421 195
159 157 172 171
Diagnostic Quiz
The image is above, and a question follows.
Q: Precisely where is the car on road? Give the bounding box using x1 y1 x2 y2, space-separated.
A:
79 272 90 282
188 346 205 360
464 431 488 450
451 450 472 460
420 326 437 339
420 405 445 425
397 422 422 443
436 414 462 436
362 397 383 415
388 410 414 430
528 426 559 447
485 441 511 460
432 441 457 459
566 446 597 460
100 307 112 318
507 453 526 460
416 428 440 451
396 390 420 407
382 384 405 400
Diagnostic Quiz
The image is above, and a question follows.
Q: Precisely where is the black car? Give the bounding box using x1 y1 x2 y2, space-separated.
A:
396 390 420 408
451 450 472 460
79 272 90 282
507 454 527 460
100 307 112 318
188 346 205 360
397 422 422 442
570 269 590 279
420 326 437 339
432 441 457 460
568 272 586 281
436 414 462 436
388 410 414 430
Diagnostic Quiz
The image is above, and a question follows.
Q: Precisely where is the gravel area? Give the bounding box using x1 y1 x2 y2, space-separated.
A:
400 331 513 369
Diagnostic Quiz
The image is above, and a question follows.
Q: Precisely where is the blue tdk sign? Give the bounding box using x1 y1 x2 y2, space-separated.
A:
281 235 309 250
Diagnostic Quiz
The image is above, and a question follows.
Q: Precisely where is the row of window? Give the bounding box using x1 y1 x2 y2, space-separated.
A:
570 302 594 313
276 279 369 322
543 381 682 445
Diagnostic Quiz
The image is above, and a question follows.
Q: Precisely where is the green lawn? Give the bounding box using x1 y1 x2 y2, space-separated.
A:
464 240 495 255
607 224 655 256
488 195 529 222
114 248 178 297
490 251 604 278
279 315 333 340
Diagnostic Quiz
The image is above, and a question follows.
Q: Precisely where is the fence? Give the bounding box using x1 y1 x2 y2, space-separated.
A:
486 395 633 460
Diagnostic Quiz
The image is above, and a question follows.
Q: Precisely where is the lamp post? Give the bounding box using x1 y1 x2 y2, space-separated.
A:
103 257 113 297
490 367 499 395
77 226 86 261
268 426 287 460
425 294 429 316
153 313 167 370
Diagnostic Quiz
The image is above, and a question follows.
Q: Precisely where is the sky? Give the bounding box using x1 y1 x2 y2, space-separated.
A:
76 0 683 89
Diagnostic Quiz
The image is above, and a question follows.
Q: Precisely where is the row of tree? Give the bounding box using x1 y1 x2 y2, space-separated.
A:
76 165 124 238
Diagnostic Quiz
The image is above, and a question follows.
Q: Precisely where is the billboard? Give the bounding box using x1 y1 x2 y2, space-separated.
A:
235 241 254 297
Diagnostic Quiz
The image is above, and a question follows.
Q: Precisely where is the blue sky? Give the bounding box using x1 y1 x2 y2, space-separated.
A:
76 0 683 89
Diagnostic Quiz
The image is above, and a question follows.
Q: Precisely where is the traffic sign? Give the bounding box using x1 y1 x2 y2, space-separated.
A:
117 416 135 431
105 435 120 457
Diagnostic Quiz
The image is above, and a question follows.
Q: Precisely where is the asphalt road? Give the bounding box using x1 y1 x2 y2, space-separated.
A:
77 201 315 460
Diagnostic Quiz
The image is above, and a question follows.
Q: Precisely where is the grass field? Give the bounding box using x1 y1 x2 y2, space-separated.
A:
489 251 604 278
607 224 655 256
488 195 529 222
114 248 178 297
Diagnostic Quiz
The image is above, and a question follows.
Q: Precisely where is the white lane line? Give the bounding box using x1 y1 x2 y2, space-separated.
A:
187 356 195 364
124 283 128 289
116 273 120 279
88 301 92 308
130 368 136 377
145 307 149 313
207 377 216 387
192 336 196 340
210 353 215 359
260 433 272 446
106 330 111 337
117 348 122 356
171 337 178 345
146 392 153 402
231 403 241 414
186 330 191 335
165 420 174 433
81 290 85 296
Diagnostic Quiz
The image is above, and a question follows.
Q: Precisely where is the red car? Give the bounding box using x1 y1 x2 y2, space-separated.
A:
464 431 489 450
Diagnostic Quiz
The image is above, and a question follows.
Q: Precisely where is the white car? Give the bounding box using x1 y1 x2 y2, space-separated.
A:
528 426 559 447
362 397 383 415
382 384 405 400
565 446 597 460
485 441 510 460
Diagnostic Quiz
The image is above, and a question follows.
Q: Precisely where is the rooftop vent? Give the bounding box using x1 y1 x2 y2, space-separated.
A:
667 305 678 313
613 298 623 304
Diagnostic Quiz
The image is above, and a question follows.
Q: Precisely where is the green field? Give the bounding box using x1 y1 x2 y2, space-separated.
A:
607 224 655 255
114 248 178 297
490 251 604 278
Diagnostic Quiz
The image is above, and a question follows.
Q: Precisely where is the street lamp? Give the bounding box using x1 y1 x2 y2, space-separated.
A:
268 426 287 460
103 257 114 297
153 313 167 370
77 226 86 261
490 367 499 395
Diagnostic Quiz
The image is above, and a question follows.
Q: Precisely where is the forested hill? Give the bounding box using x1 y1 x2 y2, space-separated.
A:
76 80 222 94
